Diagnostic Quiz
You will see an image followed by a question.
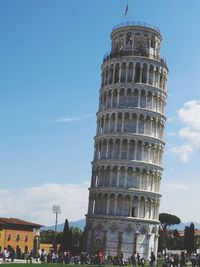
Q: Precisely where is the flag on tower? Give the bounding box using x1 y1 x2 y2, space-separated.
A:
124 4 128 16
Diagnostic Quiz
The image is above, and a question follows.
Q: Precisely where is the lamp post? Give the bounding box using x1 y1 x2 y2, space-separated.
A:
52 205 61 252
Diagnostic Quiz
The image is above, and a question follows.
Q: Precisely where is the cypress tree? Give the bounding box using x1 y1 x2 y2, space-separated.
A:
60 219 73 252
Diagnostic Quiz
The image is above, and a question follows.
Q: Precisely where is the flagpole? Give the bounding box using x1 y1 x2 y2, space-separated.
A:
127 0 129 23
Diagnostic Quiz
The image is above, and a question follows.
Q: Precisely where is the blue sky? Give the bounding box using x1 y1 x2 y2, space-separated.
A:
1 0 200 225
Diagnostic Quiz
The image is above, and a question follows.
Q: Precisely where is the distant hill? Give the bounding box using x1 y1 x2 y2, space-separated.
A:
42 219 85 232
171 222 200 231
42 219 200 232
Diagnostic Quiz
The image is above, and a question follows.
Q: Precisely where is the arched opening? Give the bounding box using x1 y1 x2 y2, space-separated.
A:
120 62 126 83
109 114 115 132
111 167 117 187
124 113 130 132
105 66 109 85
109 194 115 215
127 62 133 82
138 114 145 134
142 63 147 83
133 89 139 107
128 140 136 160
139 197 145 218
126 167 133 188
109 65 114 84
121 140 128 159
140 90 146 108
124 195 131 216
114 63 120 83
113 89 118 107
149 65 154 85
108 139 113 159
134 62 141 83
113 139 120 159
126 32 133 45
116 113 122 132
119 88 125 107
126 88 132 107
116 194 123 216
119 167 125 187
107 90 112 108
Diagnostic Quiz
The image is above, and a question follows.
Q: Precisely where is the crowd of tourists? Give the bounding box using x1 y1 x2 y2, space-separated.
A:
163 252 200 267
0 247 155 266
2 246 200 267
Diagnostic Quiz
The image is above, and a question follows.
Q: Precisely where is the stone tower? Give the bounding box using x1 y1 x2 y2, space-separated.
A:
85 22 168 260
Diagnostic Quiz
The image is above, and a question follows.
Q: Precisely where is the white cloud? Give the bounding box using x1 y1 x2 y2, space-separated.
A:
168 144 193 162
56 117 80 123
168 99 200 162
56 113 95 123
0 183 89 226
178 100 200 130
160 180 200 222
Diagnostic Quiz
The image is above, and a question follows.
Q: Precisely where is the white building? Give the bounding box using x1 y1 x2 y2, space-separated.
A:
85 22 168 260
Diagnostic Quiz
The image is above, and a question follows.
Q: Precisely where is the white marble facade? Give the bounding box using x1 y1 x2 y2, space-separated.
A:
85 22 168 260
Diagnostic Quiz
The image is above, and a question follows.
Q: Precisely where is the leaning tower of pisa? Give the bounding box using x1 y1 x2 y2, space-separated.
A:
85 22 168 260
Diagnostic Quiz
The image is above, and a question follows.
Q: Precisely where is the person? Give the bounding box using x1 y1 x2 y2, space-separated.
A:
180 251 186 267
149 252 156 267
119 252 124 267
40 249 46 264
131 253 137 267
29 250 34 264
97 251 103 267
140 258 145 267
24 250 29 264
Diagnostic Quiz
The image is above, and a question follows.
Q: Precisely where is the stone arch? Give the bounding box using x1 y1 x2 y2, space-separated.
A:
110 166 118 187
127 62 133 82
109 64 114 84
124 113 130 132
109 193 115 215
149 65 154 85
114 63 120 83
142 63 148 83
131 195 139 217
107 139 114 159
121 62 126 83
128 139 136 160
136 140 143 161
113 138 120 159
116 194 124 216
105 65 109 85
119 88 126 107
133 89 139 107
119 166 125 187
131 113 137 133
121 139 128 159
126 167 133 188
113 89 118 107
126 88 132 107
126 32 133 45
134 62 141 83
140 89 146 108
116 112 122 132
138 114 145 134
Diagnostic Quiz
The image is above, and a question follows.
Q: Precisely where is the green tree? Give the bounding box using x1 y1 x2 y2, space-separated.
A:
60 219 73 253
158 213 181 252
184 223 196 253
71 227 83 255
159 213 181 230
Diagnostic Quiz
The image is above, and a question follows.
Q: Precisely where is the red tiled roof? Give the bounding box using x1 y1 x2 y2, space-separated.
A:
0 217 42 228
178 229 200 237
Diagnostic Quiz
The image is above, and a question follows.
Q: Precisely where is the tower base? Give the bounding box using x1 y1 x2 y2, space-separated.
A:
85 217 159 261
